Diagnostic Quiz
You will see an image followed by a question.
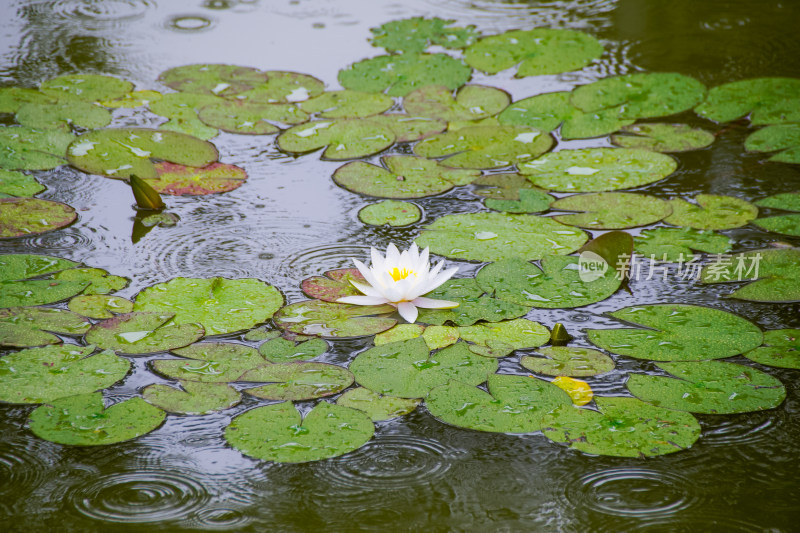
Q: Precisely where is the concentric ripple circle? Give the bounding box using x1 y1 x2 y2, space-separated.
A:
0 438 54 497
52 0 154 22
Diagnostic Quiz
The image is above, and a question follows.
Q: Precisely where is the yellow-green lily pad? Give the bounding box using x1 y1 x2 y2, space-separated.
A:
700 248 800 302
143 381 241 415
370 17 480 54
85 311 204 355
0 197 77 239
0 125 73 170
754 193 800 236
338 53 471 97
634 227 732 262
521 346 615 377
68 294 134 319
695 77 800 125
611 123 715 152
299 90 393 118
0 307 91 347
358 200 421 226
663 194 758 230
240 361 354 401
744 329 800 370
158 64 268 96
16 99 111 130
458 318 549 358
153 342 267 383
404 85 509 123
0 170 45 197
745 124 800 164
198 100 309 134
416 278 530 327
145 162 247 196
40 74 133 102
551 192 672 229
336 387 420 421
52 267 128 295
258 337 328 363
276 119 395 160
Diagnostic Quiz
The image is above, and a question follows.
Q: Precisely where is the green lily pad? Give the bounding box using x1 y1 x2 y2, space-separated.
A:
611 123 715 152
744 329 800 369
375 324 461 350
0 170 45 197
359 200 421 226
274 300 396 338
753 192 800 236
551 192 672 229
339 53 471 97
0 253 78 281
0 307 90 347
469 173 554 214
145 162 247 195
0 125 73 170
374 324 426 346
0 345 129 404
755 192 800 211
68 294 134 319
634 227 732 262
415 212 588 262
364 114 446 142
0 87 54 113
140 212 179 228
240 362 353 401
701 248 800 302
149 92 224 120
225 401 374 463
0 197 77 239
40 74 133 102
259 337 328 363
413 125 553 169
0 254 87 308
99 90 162 108
232 71 325 104
370 17 480 53
52 267 127 295
497 91 634 139
334 155 479 199
745 124 800 164
153 342 266 383
578 231 634 281
541 397 701 457
521 346 615 377
67 128 219 180
198 100 309 134
143 381 241 415
587 304 763 362
29 393 164 446
158 64 268 96
336 387 420 421
299 90 393 118
476 256 621 309
485 188 555 214
571 73 707 120
458 318 549 357
158 117 218 141
276 119 395 160
301 268 366 303
416 278 531 326
464 29 603 77
243 327 281 342
663 194 758 230
627 361 786 414
404 85 509 122
423 325 460 350
85 312 204 355
694 77 800 125
351 338 498 398
16 100 112 130
520 148 677 192
134 277 283 336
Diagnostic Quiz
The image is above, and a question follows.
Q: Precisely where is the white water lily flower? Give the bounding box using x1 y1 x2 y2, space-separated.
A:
337 243 459 324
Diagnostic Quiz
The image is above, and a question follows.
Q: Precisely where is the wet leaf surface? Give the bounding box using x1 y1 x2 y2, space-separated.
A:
0 125 73 170
16 99 111 130
611 123 715 152
521 346 615 377
701 248 800 302
0 306 90 347
695 77 800 125
147 162 247 195
198 100 309 134
336 387 420 421
241 361 354 401
358 200 421 226
664 194 758 230
301 268 366 303
158 64 269 96
40 74 133 102
416 278 530 326
68 294 134 319
277 119 395 160
0 198 77 239
143 380 241 415
153 342 267 383
744 329 800 369
551 192 672 229
458 318 549 357
85 312 204 355
299 90 393 118
258 337 328 363
634 227 732 261
338 53 471 96
0 170 45 197
370 17 480 53
745 124 800 164
274 300 396 338
52 267 128 295
404 85 509 122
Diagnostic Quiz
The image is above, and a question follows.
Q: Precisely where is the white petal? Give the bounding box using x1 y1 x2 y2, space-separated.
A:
349 280 383 297
337 295 390 306
386 243 400 264
418 247 430 270
412 297 459 309
353 258 382 289
370 247 384 271
396 301 419 323
424 266 459 293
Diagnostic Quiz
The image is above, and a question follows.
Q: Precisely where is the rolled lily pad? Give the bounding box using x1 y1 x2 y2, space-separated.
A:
663 194 758 230
337 387 420 421
338 53 471 97
0 306 90 347
276 120 394 160
634 227 732 262
146 162 247 195
0 345 129 404
0 197 77 239
587 304 763 362
153 342 267 383
611 123 714 152
259 337 328 363
458 318 549 357
551 192 672 229
158 64 268 96
745 329 800 369
67 128 219 180
198 100 309 134
520 148 677 192
333 155 479 199
99 90 162 108
370 17 480 53
541 397 701 457
0 170 45 197
404 85 509 123
359 200 421 226
627 361 786 414
240 362 354 401
0 87 54 113
299 90 393 118
694 77 800 125
416 212 588 262
497 92 634 139
571 73 707 120
351 338 498 398
365 114 446 142
464 29 603 77
232 71 325 104
274 300 396 338
0 125 73 170
225 401 374 463
16 100 111 130
745 124 800 164
143 381 241 415
701 248 800 302
413 125 553 169
29 393 165 446
68 294 134 319
521 346 615 377
85 312 204 355
52 267 127 295
416 278 530 326
301 268 366 303
427 374 572 433
476 256 621 309
753 192 800 236
40 74 133 102
134 277 283 336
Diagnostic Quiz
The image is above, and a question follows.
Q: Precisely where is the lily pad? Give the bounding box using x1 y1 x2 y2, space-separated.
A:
634 227 732 262
85 312 204 355
0 254 87 308
0 197 77 239
627 361 786 414
578 231 634 281
485 188 555 214
0 125 73 170
150 93 226 121
541 397 701 457
611 123 715 152
744 329 800 369
134 277 283 336
359 200 421 226
339 53 471 97
68 294 134 319
52 267 127 295
464 29 603 77
404 85 509 123
663 194 758 230
0 254 77 280
374 324 426 346
153 342 266 383
458 318 550 357
753 192 800 236
520 147 677 192
299 90 393 119
67 128 219 180
158 117 218 141
40 74 133 102
276 119 395 160
145 162 247 195
225 401 374 463
240 362 354 401
694 77 800 125
274 300 396 338
301 268 366 303
521 346 615 377
701 248 800 302
416 212 588 262
232 71 325 104
744 124 800 164
470 173 544 203
143 381 241 415
158 64 268 96
198 100 309 134
351 338 498 398
416 279 530 327
552 376 593 406
16 100 111 130
551 192 672 229
370 17 480 53
99 90 162 108
423 325 460 350
29 393 165 446
587 304 763 362
0 87 54 113
0 345 129 404
413 125 553 169
0 307 90 347
0 170 45 197
336 387 420 421
365 114 446 142
258 337 328 363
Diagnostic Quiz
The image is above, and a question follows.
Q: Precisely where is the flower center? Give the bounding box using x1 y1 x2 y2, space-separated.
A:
389 267 415 281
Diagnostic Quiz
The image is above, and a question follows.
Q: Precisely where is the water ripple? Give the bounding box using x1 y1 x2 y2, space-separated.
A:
51 0 155 24
187 507 251 530
0 436 57 498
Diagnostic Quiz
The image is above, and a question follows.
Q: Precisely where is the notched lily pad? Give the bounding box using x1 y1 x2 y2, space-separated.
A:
232 70 325 104
85 311 204 355
0 254 87 308
458 318 549 357
359 200 421 227
274 300 396 338
198 100 309 134
0 307 90 347
52 267 128 295
634 227 732 262
0 170 45 197
338 53 471 97
68 294 134 319
153 342 266 383
336 387 420 421
0 197 77 239
16 99 112 130
299 90 393 119
754 193 800 236
0 125 73 170
695 77 800 125
0 253 78 281
404 85 509 123
521 346 615 377
365 114 446 142
664 194 758 230
240 362 354 401
277 120 394 160
745 329 800 369
551 192 672 229
701 248 800 302
611 123 714 152
416 279 530 326
370 17 480 53
40 74 133 102
158 64 268 96
745 124 800 164
258 337 328 363
143 381 241 415
301 268 366 303
146 162 247 195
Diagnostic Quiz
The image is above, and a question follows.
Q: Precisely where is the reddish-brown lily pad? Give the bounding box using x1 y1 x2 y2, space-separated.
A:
0 198 77 239
147 162 248 195
301 268 367 302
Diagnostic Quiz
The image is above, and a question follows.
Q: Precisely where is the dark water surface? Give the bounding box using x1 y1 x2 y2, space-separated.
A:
1 0 800 531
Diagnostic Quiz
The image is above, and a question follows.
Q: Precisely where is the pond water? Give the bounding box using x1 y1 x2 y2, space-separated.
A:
1 0 800 531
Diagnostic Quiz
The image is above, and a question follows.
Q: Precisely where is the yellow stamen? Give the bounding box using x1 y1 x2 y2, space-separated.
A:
389 267 415 281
